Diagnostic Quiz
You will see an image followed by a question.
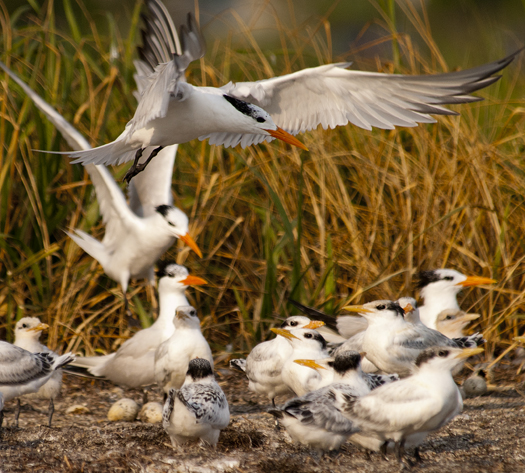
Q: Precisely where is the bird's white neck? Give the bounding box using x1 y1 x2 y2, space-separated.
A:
419 289 460 329
154 288 190 332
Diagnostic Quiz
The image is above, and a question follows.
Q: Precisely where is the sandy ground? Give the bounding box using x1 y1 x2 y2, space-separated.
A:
1 364 524 473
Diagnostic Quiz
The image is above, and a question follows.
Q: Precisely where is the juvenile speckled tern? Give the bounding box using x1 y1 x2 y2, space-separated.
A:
0 342 75 428
163 358 229 448
13 318 64 427
154 305 214 395
53 0 519 182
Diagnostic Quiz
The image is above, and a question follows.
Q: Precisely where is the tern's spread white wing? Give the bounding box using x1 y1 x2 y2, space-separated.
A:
129 11 205 136
223 53 518 134
85 165 139 249
0 39 175 222
0 60 91 151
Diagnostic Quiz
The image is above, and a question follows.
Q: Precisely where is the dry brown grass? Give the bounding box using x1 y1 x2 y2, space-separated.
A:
0 0 524 362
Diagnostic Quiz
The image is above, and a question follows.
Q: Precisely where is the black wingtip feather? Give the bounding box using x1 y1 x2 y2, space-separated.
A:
287 298 338 330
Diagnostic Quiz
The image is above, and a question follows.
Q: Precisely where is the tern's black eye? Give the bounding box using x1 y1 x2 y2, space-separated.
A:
445 315 453 320
438 350 448 357
167 221 175 227
256 117 266 123
290 321 298 327
22 324 27 328
376 305 386 310
305 333 312 339
443 276 454 281
190 310 196 317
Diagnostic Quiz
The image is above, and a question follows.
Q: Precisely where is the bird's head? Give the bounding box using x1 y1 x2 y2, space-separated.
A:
280 315 325 330
397 296 419 324
186 357 214 382
271 327 327 351
435 309 480 337
414 346 484 372
156 262 207 292
222 95 308 150
14 317 49 342
173 305 201 329
155 205 202 257
416 269 495 301
343 300 405 323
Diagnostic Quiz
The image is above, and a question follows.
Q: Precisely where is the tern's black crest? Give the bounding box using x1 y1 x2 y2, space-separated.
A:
187 358 213 381
390 302 405 318
333 351 361 374
156 261 188 279
223 95 261 120
415 347 451 367
375 301 405 318
155 204 171 218
280 317 307 329
302 331 327 350
415 270 443 289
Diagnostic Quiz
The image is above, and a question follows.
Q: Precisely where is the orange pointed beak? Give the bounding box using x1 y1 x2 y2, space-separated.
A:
303 320 325 330
265 127 308 151
179 233 203 258
403 304 415 314
28 323 49 332
343 305 373 314
180 275 208 286
294 359 327 370
270 328 300 340
457 276 496 287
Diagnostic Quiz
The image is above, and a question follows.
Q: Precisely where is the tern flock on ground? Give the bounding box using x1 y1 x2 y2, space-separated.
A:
1 0 524 468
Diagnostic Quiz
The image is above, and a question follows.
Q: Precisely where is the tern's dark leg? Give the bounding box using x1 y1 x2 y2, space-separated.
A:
123 148 144 183
123 146 164 183
163 391 168 404
47 399 54 427
123 292 141 329
142 389 149 405
0 409 4 429
380 441 389 461
272 398 276 408
395 440 409 469
14 399 21 428
413 446 423 463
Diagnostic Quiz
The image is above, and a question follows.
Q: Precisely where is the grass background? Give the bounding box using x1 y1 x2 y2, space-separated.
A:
1 0 525 363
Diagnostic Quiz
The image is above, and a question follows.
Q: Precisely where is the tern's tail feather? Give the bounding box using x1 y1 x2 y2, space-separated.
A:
229 359 247 373
68 139 137 166
267 408 284 419
62 365 106 380
69 354 115 377
453 332 485 348
52 353 76 371
66 229 109 268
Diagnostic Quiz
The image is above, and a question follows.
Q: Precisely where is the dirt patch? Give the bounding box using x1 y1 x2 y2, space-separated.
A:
1 365 524 472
